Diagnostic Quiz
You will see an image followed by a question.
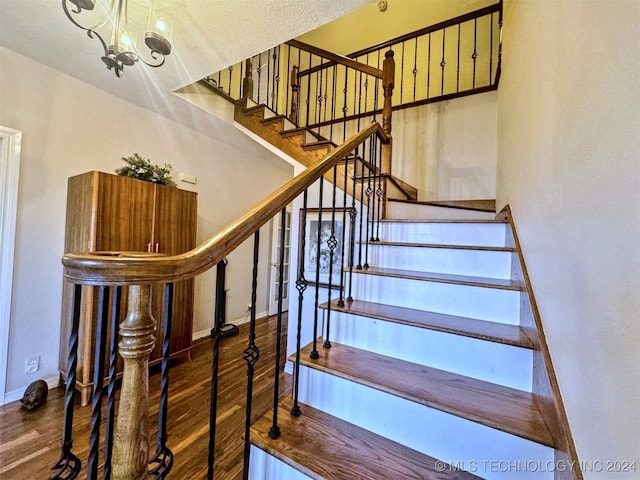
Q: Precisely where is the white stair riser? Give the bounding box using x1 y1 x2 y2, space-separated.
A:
327 312 532 391
387 202 497 220
380 222 507 247
367 244 513 279
249 445 312 480
298 367 554 480
350 273 521 325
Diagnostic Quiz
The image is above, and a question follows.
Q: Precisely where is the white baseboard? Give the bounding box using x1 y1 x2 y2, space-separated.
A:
2 374 60 406
191 311 268 341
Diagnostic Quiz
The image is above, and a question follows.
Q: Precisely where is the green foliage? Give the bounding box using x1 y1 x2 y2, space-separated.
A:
115 153 177 187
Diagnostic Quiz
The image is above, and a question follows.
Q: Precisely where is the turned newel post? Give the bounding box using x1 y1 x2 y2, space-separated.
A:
382 49 395 175
289 65 300 124
242 58 254 101
112 284 157 480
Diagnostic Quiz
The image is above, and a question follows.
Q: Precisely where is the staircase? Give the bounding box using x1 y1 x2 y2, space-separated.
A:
248 203 563 479
234 99 418 205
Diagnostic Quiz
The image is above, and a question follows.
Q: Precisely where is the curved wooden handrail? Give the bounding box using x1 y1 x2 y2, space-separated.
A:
287 39 383 79
63 123 388 286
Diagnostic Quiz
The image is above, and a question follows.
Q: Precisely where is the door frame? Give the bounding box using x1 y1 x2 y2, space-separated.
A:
268 208 292 316
0 126 22 405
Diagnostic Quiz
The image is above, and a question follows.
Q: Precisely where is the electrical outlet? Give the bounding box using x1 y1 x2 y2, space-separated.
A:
25 356 39 374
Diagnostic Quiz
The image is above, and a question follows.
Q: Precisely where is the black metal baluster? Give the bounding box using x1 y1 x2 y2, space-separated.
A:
472 17 478 89
310 178 324 360
266 48 272 109
413 38 418 101
239 59 244 100
291 190 308 417
149 283 174 478
305 51 312 127
87 286 109 478
207 261 226 479
104 286 121 480
363 135 374 269
456 23 461 92
322 62 329 127
316 66 323 134
242 232 261 480
374 137 383 242
258 52 264 104
427 34 431 99
50 284 82 480
399 41 405 104
323 164 339 350
268 208 287 439
441 28 446 95
329 65 337 141
274 46 281 114
490 12 494 84
356 133 366 271
284 46 291 115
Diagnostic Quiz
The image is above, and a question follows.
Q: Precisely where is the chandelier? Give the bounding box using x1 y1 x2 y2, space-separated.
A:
62 0 172 78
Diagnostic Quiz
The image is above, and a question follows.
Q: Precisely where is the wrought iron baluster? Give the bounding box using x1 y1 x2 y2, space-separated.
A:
374 137 383 242
291 190 308 417
268 208 288 439
239 59 244 100
356 133 366 270
207 261 225 479
274 46 281 113
323 164 339 350
441 28 446 96
310 179 324 360
257 52 263 104
305 51 312 128
490 12 494 84
329 65 337 141
87 286 110 478
413 38 418 101
149 283 174 479
399 41 405 104
364 138 373 270
104 286 122 480
50 284 82 480
472 17 478 88
456 23 461 92
426 34 431 99
242 232 261 480
266 48 272 109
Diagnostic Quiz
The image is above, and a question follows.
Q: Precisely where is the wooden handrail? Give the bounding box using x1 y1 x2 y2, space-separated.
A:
62 123 388 286
287 39 383 79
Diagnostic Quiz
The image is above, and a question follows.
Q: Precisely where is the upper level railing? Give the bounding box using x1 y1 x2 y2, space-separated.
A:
202 3 501 143
51 122 389 479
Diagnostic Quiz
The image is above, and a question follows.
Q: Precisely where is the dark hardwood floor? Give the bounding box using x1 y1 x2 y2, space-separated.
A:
0 314 290 479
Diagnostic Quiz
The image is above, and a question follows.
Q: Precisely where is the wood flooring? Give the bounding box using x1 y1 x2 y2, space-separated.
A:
0 314 290 479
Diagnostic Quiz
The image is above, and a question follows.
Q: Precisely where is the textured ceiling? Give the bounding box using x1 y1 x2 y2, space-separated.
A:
0 0 372 142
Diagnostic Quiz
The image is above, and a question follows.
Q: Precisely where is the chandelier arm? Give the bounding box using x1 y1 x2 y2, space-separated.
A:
62 1 110 57
138 50 167 69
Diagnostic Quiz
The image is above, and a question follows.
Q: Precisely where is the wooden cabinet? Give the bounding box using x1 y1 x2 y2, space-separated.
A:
59 171 197 406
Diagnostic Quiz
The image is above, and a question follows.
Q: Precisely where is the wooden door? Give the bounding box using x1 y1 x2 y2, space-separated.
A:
151 185 197 359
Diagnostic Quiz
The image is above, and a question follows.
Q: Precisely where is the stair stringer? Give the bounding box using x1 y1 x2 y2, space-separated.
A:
498 205 584 480
234 101 418 209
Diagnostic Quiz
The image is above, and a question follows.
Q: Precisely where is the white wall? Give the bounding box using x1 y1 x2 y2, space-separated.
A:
497 1 640 477
0 46 293 401
394 92 497 201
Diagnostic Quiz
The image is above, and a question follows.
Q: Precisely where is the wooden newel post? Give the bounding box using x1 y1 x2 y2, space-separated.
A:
242 58 254 101
289 65 300 124
112 284 157 480
382 50 395 175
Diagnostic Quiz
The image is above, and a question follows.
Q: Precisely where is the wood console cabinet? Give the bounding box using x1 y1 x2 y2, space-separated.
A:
59 171 197 406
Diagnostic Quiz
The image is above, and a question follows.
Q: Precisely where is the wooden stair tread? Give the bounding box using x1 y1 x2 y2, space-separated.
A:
295 342 554 447
261 115 287 126
322 299 534 348
389 198 496 213
243 104 267 117
251 397 480 480
362 239 515 252
354 266 525 291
